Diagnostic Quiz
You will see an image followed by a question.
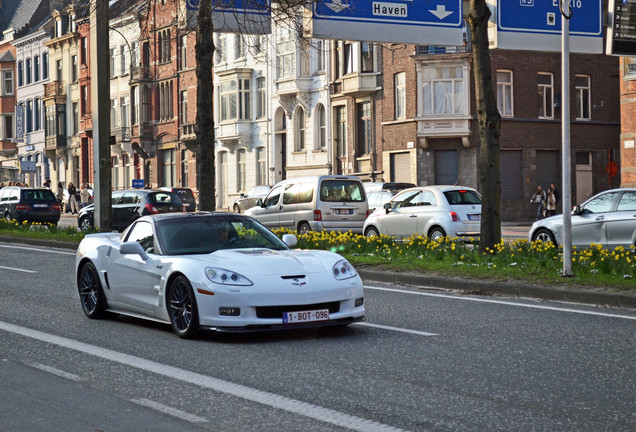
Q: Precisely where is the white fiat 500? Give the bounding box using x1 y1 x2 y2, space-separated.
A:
76 212 365 338
363 186 482 241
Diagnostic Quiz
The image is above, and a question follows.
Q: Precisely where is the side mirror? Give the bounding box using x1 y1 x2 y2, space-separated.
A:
257 198 264 207
572 205 582 215
240 193 246 198
383 202 391 214
120 241 149 261
282 234 298 247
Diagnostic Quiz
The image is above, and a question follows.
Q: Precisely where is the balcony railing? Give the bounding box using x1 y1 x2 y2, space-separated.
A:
415 45 470 55
45 135 67 149
180 123 196 140
44 81 66 97
130 65 151 81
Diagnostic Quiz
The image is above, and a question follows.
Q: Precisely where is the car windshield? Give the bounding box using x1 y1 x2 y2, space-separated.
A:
443 189 481 205
157 215 289 255
319 180 365 202
21 189 56 201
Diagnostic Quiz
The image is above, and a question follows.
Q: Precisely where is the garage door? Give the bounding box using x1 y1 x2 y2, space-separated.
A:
390 152 411 183
435 150 458 185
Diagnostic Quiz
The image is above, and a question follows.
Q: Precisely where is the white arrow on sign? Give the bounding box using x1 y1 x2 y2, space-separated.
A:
429 5 453 20
326 0 350 13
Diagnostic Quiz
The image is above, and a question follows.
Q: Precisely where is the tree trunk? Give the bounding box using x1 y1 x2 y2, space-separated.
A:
196 0 216 211
468 0 501 252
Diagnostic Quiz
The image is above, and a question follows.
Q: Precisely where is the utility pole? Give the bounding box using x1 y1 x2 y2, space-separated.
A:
561 0 574 277
90 0 112 231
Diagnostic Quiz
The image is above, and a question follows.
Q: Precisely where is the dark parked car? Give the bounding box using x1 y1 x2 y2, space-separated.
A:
233 185 271 213
158 187 197 212
78 189 184 231
0 187 61 226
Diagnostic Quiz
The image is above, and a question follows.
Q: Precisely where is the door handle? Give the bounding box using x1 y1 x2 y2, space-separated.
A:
595 216 605 221
409 214 417 218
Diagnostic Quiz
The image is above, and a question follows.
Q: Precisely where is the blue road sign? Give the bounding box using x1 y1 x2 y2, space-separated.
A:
132 179 145 189
310 0 464 45
493 0 603 53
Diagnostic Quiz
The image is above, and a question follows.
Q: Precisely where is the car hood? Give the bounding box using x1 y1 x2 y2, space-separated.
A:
187 248 338 276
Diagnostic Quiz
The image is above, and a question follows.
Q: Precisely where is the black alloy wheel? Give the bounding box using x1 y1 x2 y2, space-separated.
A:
78 262 107 319
168 275 199 339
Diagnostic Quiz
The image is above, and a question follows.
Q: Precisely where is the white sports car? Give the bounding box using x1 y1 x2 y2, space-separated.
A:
76 212 365 338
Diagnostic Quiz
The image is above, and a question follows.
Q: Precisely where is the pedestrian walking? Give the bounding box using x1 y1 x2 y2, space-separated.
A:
67 182 79 214
530 185 546 221
56 182 64 210
545 187 556 217
80 183 91 208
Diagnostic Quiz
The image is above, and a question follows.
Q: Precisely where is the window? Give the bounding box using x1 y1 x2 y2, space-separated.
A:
335 106 347 158
81 86 88 115
141 86 150 122
71 55 78 82
180 90 188 124
110 48 116 77
420 66 466 115
119 45 127 75
219 78 250 121
179 35 187 70
343 42 353 74
120 96 130 127
111 156 120 189
575 74 590 121
295 108 305 151
254 34 267 55
158 80 174 121
356 102 372 155
131 41 139 67
80 37 87 65
497 70 513 117
34 55 40 82
235 34 246 59
215 34 226 64
276 27 295 79
34 98 41 130
45 104 55 136
110 98 118 128
256 147 266 186
256 77 266 119
360 42 374 73
181 150 188 187
395 72 406 119
1 114 14 139
316 104 326 149
26 58 32 85
26 100 33 133
159 29 171 63
17 61 23 87
161 149 176 187
131 86 138 124
122 153 130 189
56 59 62 82
42 53 48 79
72 102 79 135
1 70 13 95
237 149 246 192
538 72 554 119
299 39 310 76
314 40 325 72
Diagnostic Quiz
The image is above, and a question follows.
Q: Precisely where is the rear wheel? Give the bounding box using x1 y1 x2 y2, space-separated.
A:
365 226 379 237
429 227 446 241
78 262 107 319
167 275 199 339
79 216 93 231
298 222 311 235
532 228 556 245
233 204 240 213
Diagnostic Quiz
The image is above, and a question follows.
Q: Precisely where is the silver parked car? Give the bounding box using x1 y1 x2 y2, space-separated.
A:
233 185 271 213
529 188 636 250
363 186 481 240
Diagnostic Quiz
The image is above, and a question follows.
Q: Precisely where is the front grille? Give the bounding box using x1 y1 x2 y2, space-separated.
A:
256 301 341 319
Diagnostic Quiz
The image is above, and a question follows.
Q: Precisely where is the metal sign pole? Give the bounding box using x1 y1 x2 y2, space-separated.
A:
561 1 573 277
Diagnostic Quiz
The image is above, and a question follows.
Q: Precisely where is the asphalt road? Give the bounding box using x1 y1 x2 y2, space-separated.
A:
1 242 635 431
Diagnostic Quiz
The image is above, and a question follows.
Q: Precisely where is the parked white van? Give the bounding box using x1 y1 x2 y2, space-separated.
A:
245 175 368 234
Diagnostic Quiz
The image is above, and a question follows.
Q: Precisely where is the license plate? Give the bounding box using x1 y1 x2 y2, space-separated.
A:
468 214 481 221
33 204 48 208
283 309 329 324
335 209 353 215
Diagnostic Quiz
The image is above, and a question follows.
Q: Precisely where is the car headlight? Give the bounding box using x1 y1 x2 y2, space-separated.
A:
205 267 253 286
332 259 357 280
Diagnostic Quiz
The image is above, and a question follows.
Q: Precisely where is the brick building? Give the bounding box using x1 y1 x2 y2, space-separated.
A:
619 57 636 188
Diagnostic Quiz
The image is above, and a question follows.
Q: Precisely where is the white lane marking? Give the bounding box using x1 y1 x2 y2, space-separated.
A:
0 321 406 432
30 363 81 381
0 265 37 273
365 285 636 321
354 322 437 336
132 398 208 424
0 243 76 256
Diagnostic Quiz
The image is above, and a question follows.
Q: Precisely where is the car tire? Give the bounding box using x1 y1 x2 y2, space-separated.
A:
298 222 311 235
78 262 108 319
167 275 199 339
233 204 240 213
4 212 12 223
532 228 556 245
365 226 379 237
429 227 446 241
79 216 93 231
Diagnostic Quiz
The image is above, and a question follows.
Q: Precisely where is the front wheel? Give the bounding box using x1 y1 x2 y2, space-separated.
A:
429 227 446 241
298 222 311 235
79 216 93 231
167 275 199 339
532 228 556 245
78 262 108 319
365 226 379 237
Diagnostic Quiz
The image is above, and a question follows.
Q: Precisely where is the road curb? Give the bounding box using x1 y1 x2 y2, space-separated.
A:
357 268 636 309
0 235 78 251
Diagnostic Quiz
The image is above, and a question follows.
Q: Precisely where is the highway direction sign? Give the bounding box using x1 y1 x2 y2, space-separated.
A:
308 0 464 45
489 0 603 53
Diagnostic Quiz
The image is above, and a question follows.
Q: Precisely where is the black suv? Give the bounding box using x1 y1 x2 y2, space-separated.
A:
78 189 184 231
0 187 61 226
